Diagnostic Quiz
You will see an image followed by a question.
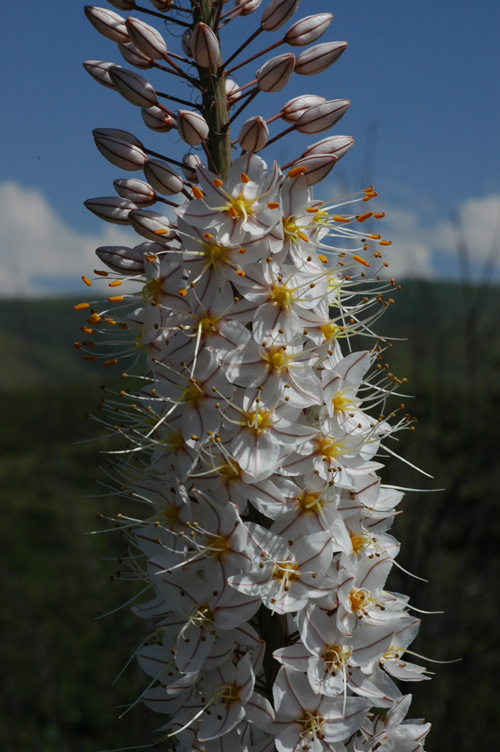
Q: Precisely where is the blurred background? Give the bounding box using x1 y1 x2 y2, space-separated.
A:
0 1 499 750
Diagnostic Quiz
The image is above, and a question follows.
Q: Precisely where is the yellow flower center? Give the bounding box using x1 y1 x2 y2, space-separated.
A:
227 195 255 222
242 409 274 431
350 531 371 555
323 643 351 674
332 391 352 412
262 346 287 371
316 436 347 460
181 381 204 405
269 282 295 308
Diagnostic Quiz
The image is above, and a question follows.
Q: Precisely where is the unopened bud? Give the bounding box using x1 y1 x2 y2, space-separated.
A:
289 154 338 186
281 94 326 123
141 106 175 132
191 23 220 68
93 128 144 148
149 0 174 10
83 60 119 90
285 13 333 46
109 66 157 107
261 0 300 32
118 42 154 69
107 1 136 10
128 210 175 242
126 17 168 60
256 53 295 92
295 42 347 76
144 159 184 196
114 178 157 205
236 0 263 15
238 116 269 152
181 153 202 182
177 110 209 146
84 6 130 43
181 29 193 57
296 99 350 134
93 131 147 171
96 245 145 274
226 79 242 103
302 135 354 162
85 197 137 224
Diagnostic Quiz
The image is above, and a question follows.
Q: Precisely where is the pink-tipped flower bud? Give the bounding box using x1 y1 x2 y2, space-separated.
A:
238 116 269 152
256 53 295 92
84 6 130 43
126 17 168 60
302 135 355 161
289 154 338 186
109 66 158 107
128 210 175 242
107 1 136 10
191 23 221 68
141 106 175 132
296 99 350 134
226 79 242 103
280 94 326 123
295 41 347 76
236 0 262 16
84 196 137 224
114 178 157 205
285 13 333 46
95 245 145 274
148 0 173 10
177 110 209 146
93 131 147 171
181 153 202 182
181 29 193 57
118 41 154 69
261 0 300 31
83 60 120 90
143 159 184 196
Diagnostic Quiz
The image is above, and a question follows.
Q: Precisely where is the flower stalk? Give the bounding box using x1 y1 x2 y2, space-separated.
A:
78 2 434 750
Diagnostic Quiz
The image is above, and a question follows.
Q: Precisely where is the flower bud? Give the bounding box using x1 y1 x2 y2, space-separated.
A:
181 153 202 182
107 1 136 10
109 67 158 107
84 6 129 43
83 60 119 90
295 42 347 76
236 0 262 15
84 197 137 224
93 128 144 148
289 154 338 185
181 28 193 57
285 13 333 46
176 110 209 146
238 116 269 152
191 23 220 68
261 0 300 32
141 106 175 132
280 94 326 123
128 210 175 242
296 99 350 134
302 135 354 161
126 17 168 60
114 178 157 205
226 79 242 103
118 41 154 69
93 131 147 171
95 245 146 274
148 0 173 10
256 53 295 92
143 159 184 196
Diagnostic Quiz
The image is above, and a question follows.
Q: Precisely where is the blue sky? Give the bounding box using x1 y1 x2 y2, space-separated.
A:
1 0 499 296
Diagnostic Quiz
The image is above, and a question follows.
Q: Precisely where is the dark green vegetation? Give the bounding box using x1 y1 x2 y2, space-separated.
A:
1 282 499 750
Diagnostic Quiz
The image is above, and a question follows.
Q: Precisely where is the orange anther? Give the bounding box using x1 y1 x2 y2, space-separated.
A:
288 165 307 178
82 275 92 287
267 201 280 209
332 215 350 223
192 185 204 199
374 212 385 219
352 255 371 267
109 280 122 287
213 178 223 188
356 212 373 223
379 240 392 246
74 302 90 310
240 172 250 183
103 359 118 367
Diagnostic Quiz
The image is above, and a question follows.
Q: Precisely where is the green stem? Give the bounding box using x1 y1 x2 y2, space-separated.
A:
192 0 232 180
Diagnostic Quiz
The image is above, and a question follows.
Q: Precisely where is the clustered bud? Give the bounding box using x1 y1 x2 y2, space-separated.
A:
78 3 434 751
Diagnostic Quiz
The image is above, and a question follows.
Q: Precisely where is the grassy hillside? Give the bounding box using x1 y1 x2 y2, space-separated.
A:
0 282 498 750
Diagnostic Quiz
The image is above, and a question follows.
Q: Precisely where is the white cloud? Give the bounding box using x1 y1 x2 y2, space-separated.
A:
0 181 133 298
382 193 500 280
